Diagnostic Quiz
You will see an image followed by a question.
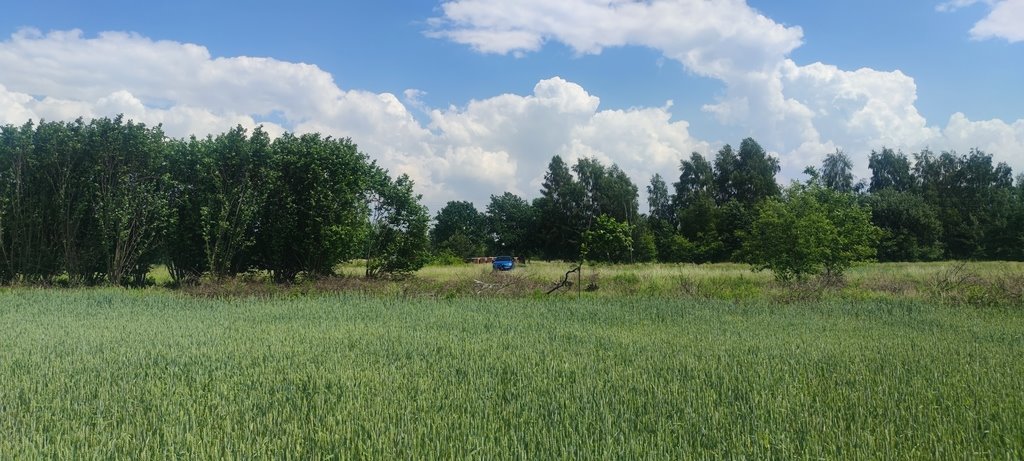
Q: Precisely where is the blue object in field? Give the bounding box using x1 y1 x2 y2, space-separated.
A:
492 256 515 271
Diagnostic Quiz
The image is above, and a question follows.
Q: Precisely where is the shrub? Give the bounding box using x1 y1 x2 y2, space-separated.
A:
742 184 881 282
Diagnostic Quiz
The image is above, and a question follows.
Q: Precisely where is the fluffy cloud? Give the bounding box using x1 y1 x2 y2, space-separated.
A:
971 0 1024 42
0 29 710 211
427 78 709 196
0 84 286 139
3 9 1022 214
941 113 1024 157
938 0 1024 43
430 0 803 78
430 0 1024 180
429 0 911 173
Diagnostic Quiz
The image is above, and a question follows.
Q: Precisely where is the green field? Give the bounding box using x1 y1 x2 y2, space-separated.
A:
2 284 1023 458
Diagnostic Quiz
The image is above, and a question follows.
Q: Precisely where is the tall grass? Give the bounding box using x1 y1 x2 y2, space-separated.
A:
336 260 1024 306
2 289 1023 457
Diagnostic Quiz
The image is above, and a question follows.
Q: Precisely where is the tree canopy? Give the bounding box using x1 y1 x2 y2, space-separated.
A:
0 117 428 285
743 183 880 282
3 114 1024 287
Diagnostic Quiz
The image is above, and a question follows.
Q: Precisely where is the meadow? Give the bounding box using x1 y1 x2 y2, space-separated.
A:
340 260 1024 306
2 263 1024 458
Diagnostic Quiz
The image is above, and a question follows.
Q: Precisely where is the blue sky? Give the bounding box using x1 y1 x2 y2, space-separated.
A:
1 1 1021 211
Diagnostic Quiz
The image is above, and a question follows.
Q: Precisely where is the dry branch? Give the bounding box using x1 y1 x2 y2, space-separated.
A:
547 264 582 295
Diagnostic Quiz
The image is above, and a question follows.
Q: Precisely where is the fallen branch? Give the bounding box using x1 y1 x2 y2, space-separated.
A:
547 264 582 295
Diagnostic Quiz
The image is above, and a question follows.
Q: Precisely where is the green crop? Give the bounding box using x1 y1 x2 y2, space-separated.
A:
1 288 1022 458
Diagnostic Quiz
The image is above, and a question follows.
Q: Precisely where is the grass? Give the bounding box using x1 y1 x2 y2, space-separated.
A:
332 260 1024 306
1 288 1023 458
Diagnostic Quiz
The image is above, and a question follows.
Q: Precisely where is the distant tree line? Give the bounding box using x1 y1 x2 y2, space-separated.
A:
4 115 1023 286
0 116 428 286
433 138 1024 278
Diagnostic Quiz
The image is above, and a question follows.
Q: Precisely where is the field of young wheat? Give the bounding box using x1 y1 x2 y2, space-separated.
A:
1 286 1022 458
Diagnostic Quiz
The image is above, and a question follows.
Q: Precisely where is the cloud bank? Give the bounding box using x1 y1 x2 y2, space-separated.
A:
2 0 1022 212
430 0 1023 179
0 29 710 211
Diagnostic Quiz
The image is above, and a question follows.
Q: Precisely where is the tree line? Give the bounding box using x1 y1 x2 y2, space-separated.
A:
0 116 429 286
433 138 1024 279
4 115 1022 285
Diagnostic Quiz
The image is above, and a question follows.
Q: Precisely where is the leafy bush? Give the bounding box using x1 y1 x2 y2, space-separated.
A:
365 173 430 278
430 249 466 266
1 117 429 285
581 215 633 263
742 184 881 282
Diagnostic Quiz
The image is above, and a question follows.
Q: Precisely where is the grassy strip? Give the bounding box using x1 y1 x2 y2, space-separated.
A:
170 260 1024 307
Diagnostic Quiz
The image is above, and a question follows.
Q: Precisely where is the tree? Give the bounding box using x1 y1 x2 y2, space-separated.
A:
913 149 1015 259
995 177 1024 261
573 157 606 223
485 192 536 257
867 189 943 262
984 186 1024 260
600 164 640 226
1 114 445 286
0 121 59 283
713 199 752 262
570 158 639 226
647 174 677 262
713 144 738 204
164 137 208 284
742 184 880 282
430 201 486 258
87 116 173 286
673 152 723 261
868 148 913 193
646 174 672 223
44 119 106 284
258 133 370 282
821 149 854 193
680 138 780 263
199 126 271 278
364 172 430 278
630 215 657 263
732 137 781 206
535 155 585 260
581 215 633 263
673 152 715 210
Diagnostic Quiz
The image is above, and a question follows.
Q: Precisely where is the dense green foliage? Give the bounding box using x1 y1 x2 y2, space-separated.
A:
364 173 430 278
0 118 427 285
743 184 881 281
1 289 1022 458
430 200 487 259
484 192 537 257
5 114 1024 286
195 126 271 279
259 133 376 281
528 156 645 261
0 117 169 286
482 138 1024 276
581 214 633 263
867 189 944 262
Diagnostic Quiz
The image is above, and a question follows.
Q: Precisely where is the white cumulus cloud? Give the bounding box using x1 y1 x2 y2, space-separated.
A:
3 10 1022 214
0 29 712 211
430 0 803 79
941 113 1024 157
430 0 1024 180
938 0 1024 43
971 0 1024 42
427 78 709 197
